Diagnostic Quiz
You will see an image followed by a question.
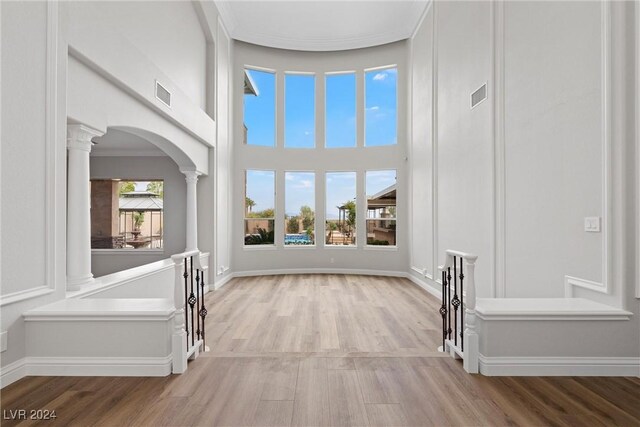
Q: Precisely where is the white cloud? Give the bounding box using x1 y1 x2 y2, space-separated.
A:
304 131 310 136
285 174 294 181
367 106 380 111
299 180 312 188
373 73 387 81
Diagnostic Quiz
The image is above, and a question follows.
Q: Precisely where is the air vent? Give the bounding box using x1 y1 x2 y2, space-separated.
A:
155 81 171 107
471 83 487 109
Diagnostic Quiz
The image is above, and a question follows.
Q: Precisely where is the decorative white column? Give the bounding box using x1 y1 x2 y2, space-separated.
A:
67 124 103 291
183 170 201 252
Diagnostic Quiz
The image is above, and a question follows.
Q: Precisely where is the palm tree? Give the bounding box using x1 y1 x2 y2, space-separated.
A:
245 197 256 214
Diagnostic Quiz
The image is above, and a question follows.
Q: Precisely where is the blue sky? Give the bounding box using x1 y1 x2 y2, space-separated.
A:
244 70 275 147
285 75 315 148
244 67 396 148
285 172 314 216
326 172 356 219
366 170 396 197
245 170 275 214
244 68 396 220
365 68 397 146
326 73 356 148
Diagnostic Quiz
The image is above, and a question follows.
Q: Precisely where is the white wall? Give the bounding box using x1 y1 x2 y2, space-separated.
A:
409 1 493 297
409 0 639 359
409 8 434 281
1 1 68 368
90 156 186 277
409 1 624 299
1 1 48 297
504 1 603 297
232 41 409 274
66 1 207 110
1 0 215 374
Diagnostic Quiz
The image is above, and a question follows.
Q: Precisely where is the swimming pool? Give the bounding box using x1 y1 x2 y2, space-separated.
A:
284 234 313 245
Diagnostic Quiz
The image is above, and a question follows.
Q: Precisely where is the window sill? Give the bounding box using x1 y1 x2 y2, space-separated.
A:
242 245 277 251
323 245 358 249
364 246 398 251
283 245 317 249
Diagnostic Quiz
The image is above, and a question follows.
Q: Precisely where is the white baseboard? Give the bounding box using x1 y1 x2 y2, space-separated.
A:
232 268 409 279
0 358 27 389
478 354 640 376
214 273 235 290
405 271 442 300
1 355 172 388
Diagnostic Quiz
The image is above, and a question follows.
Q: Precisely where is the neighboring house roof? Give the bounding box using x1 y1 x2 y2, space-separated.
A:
119 191 163 211
367 184 397 208
244 70 259 96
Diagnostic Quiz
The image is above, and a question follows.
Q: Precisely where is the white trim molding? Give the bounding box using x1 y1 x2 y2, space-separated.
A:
565 275 609 297
475 297 632 321
478 355 640 377
491 0 506 298
1 356 172 388
1 1 60 307
636 0 640 299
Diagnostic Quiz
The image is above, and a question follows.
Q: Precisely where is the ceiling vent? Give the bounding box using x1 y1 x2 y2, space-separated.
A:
471 83 487 109
155 80 171 107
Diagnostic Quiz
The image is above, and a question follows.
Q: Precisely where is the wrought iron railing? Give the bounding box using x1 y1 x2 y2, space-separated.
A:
171 250 208 373
438 250 479 373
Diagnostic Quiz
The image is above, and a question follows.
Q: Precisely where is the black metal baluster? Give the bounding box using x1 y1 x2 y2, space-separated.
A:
188 256 196 347
452 257 460 347
440 270 447 351
195 269 201 341
199 269 207 349
459 257 464 351
447 267 452 340
183 258 189 351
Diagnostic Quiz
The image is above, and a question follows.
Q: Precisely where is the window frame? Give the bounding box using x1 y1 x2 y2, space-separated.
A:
283 170 317 247
243 169 276 248
365 169 397 248
364 64 399 148
243 66 277 148
324 170 358 248
284 71 317 149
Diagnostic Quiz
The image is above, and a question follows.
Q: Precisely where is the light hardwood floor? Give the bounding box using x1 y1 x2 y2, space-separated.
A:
2 274 639 426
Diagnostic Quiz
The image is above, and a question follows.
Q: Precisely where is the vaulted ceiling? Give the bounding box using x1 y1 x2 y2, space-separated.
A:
214 1 430 51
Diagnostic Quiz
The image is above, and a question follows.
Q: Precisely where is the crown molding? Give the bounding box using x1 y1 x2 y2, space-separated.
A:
215 0 428 52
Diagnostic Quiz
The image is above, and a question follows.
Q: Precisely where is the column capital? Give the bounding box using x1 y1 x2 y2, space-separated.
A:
67 124 103 152
181 169 202 184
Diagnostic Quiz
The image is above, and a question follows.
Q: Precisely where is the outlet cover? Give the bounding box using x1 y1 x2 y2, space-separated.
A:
584 217 601 232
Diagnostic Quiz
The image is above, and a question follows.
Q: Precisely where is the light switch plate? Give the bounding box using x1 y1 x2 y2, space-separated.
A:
584 217 601 232
0 331 7 353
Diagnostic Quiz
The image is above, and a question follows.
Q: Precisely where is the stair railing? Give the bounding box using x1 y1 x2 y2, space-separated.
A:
171 250 208 374
438 249 479 373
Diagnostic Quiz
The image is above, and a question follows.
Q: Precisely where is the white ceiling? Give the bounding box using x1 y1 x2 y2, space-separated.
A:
214 1 430 51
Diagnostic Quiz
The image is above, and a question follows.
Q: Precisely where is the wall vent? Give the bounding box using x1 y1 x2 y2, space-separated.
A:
471 83 487 109
155 81 171 107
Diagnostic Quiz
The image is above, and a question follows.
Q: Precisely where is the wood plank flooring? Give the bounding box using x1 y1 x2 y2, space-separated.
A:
2 274 639 426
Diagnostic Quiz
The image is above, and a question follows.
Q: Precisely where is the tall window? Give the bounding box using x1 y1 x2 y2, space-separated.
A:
326 172 356 246
284 172 315 245
365 67 397 147
244 69 275 147
366 170 396 246
244 170 275 245
325 73 356 148
90 180 164 250
285 74 315 148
